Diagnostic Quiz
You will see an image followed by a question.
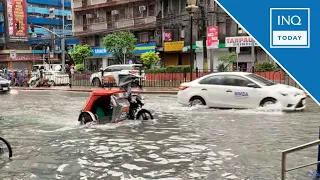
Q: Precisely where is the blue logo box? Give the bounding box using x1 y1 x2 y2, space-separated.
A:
270 8 310 48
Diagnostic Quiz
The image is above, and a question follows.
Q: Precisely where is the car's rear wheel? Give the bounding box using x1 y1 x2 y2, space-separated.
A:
92 78 101 87
189 96 206 106
30 80 37 87
48 80 55 86
260 98 277 107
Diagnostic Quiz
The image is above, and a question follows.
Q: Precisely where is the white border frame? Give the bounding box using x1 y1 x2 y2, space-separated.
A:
269 8 310 48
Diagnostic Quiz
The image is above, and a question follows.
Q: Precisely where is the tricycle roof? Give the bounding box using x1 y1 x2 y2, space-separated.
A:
91 89 125 96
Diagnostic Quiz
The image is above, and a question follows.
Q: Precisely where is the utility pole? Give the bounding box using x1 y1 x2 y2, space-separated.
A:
209 0 217 72
61 0 66 72
200 5 208 71
161 0 164 54
251 37 255 72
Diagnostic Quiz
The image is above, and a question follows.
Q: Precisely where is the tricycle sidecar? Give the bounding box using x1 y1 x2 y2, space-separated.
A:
78 89 130 124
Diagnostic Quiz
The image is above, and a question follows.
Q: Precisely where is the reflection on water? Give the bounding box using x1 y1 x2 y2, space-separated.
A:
0 91 320 179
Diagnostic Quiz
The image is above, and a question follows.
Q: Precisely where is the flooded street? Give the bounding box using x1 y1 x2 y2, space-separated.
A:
0 90 320 180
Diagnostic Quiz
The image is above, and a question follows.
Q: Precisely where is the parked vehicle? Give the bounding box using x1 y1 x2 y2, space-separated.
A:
29 71 69 87
89 64 145 87
0 76 10 92
178 72 306 111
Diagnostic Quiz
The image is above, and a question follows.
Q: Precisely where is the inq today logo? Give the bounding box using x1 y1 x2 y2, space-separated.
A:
270 8 310 48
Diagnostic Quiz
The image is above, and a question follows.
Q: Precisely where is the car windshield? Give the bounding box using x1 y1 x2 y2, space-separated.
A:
245 73 277 86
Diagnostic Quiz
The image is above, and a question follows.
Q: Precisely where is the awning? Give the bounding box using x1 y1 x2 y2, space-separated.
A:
86 55 106 59
133 42 156 54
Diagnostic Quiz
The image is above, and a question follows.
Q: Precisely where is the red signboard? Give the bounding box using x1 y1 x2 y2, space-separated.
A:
6 0 28 42
164 32 172 41
207 26 218 49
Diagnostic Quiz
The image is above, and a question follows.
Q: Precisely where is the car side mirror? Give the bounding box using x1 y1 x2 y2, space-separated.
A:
247 83 259 88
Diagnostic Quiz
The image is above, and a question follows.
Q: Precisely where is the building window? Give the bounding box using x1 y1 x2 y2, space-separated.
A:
139 32 149 43
94 35 100 46
81 38 87 45
148 4 155 16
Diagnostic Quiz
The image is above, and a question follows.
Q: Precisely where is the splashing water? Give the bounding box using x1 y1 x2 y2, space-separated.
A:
8 89 18 95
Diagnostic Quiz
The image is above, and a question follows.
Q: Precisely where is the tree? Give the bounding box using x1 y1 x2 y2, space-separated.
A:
141 52 160 69
70 45 92 64
217 52 237 72
102 31 137 63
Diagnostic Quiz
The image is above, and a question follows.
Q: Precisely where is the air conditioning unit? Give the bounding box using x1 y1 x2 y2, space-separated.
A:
238 26 244 34
86 14 92 18
139 6 146 13
111 10 119 15
67 14 72 20
49 8 55 13
180 30 185 39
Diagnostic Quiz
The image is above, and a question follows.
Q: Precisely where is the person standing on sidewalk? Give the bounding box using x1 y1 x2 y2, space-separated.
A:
66 64 72 88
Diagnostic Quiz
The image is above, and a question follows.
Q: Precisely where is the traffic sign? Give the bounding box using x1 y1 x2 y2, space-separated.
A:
270 8 310 48
236 46 240 54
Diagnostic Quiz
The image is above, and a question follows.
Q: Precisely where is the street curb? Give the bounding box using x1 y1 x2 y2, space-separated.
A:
10 87 309 96
11 87 178 94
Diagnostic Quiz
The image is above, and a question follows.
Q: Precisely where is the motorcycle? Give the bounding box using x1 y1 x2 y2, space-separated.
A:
128 94 153 120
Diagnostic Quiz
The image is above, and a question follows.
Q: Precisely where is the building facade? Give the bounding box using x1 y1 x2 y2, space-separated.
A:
72 0 158 71
0 0 79 71
157 0 270 70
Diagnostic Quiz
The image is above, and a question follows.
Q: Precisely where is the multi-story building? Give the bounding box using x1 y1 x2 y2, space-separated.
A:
0 0 79 71
157 0 270 71
72 0 158 71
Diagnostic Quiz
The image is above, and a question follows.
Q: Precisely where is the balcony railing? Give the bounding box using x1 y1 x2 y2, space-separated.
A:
73 0 144 12
73 16 156 35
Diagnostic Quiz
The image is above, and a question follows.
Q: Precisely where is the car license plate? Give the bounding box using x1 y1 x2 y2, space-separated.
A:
2 87 8 91
302 99 306 105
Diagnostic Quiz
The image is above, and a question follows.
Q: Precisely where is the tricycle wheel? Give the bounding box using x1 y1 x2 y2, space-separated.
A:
79 113 94 125
136 109 153 120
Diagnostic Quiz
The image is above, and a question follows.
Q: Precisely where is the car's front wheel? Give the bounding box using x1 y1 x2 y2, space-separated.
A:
92 78 101 87
260 98 277 107
189 96 206 106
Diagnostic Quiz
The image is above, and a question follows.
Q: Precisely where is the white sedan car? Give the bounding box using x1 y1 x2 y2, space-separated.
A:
178 72 306 111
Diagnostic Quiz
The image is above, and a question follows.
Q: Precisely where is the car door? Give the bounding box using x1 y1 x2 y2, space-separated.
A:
197 75 228 107
223 75 262 108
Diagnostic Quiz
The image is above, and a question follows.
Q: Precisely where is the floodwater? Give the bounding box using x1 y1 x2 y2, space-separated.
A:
0 90 320 180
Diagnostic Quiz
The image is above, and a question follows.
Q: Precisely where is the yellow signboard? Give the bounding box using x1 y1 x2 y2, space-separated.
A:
164 41 185 52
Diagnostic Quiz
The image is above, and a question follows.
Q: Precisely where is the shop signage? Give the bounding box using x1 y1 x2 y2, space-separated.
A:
0 54 42 62
14 55 42 61
6 0 28 42
164 41 184 52
164 32 172 41
91 47 111 56
207 26 219 49
225 36 258 47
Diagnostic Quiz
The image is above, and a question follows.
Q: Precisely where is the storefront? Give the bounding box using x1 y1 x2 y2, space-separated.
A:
194 41 229 71
86 43 157 71
85 47 112 72
0 54 43 72
225 36 267 71
133 42 156 63
162 41 185 67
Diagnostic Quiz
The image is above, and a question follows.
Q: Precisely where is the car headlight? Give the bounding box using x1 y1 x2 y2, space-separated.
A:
294 92 304 96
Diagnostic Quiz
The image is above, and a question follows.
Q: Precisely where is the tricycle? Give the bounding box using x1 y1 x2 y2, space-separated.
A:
78 74 153 124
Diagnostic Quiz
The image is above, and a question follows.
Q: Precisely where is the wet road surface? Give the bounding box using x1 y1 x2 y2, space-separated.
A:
0 90 320 180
